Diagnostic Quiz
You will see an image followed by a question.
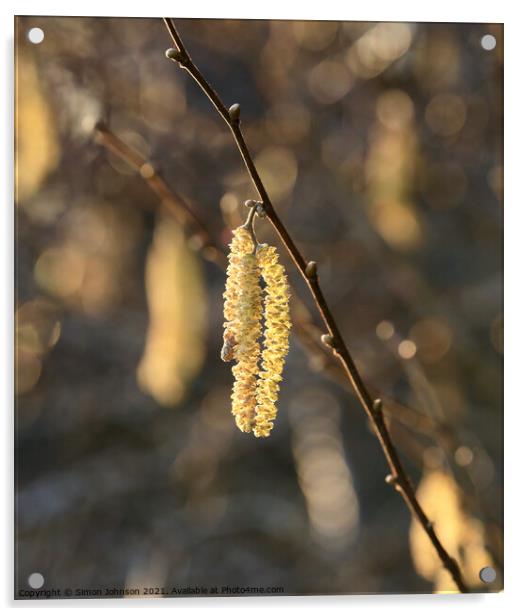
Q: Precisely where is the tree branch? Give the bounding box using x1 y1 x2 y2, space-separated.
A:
162 17 469 593
94 120 227 269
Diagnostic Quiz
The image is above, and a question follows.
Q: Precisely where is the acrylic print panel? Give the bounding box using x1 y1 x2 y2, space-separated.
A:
15 15 503 599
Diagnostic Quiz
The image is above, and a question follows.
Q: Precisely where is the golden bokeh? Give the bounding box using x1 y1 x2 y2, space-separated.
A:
414 30 460 91
255 146 298 202
376 320 395 341
346 23 413 79
137 216 207 407
34 245 86 299
365 107 423 251
410 469 496 591
292 21 339 51
369 201 422 252
16 299 61 356
15 299 62 397
33 202 140 316
409 318 453 364
15 49 59 203
425 94 467 137
398 339 417 360
376 89 414 132
290 389 359 551
308 60 352 105
454 446 474 467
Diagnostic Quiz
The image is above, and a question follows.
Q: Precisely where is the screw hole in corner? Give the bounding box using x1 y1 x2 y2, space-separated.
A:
27 27 45 45
28 572 45 589
480 34 496 51
479 566 497 584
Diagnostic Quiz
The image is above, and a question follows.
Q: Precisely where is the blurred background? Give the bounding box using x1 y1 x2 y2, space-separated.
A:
15 16 503 596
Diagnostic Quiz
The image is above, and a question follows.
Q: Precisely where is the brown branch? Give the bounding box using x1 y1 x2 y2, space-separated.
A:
162 17 469 593
93 121 227 269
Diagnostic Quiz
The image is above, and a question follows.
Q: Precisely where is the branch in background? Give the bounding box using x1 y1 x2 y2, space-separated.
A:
94 121 227 270
162 17 469 593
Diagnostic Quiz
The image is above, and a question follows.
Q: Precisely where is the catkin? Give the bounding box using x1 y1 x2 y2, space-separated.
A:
253 245 291 437
222 227 262 432
222 226 254 357
222 226 290 437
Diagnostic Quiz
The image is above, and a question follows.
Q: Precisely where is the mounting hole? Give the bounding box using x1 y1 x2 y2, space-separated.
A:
28 572 44 589
479 566 496 584
27 27 45 45
480 34 496 51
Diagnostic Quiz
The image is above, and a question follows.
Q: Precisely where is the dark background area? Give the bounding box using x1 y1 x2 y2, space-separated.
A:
15 16 503 596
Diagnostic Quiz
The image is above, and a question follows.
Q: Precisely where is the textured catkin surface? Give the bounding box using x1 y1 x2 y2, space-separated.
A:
254 245 291 438
231 252 262 432
222 227 291 437
223 227 262 432
222 226 254 351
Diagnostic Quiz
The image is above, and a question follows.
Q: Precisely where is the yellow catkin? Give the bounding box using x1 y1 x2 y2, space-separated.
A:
253 244 291 438
222 227 254 361
222 227 262 432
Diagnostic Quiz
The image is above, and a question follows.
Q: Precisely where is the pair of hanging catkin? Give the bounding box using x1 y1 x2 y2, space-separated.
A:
221 225 291 437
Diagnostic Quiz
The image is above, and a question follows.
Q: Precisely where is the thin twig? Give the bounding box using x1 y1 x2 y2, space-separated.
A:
93 120 227 269
162 17 469 593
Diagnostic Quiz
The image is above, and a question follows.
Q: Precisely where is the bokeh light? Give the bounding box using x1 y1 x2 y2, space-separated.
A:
290 389 359 551
425 93 467 137
398 339 417 360
308 60 352 104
